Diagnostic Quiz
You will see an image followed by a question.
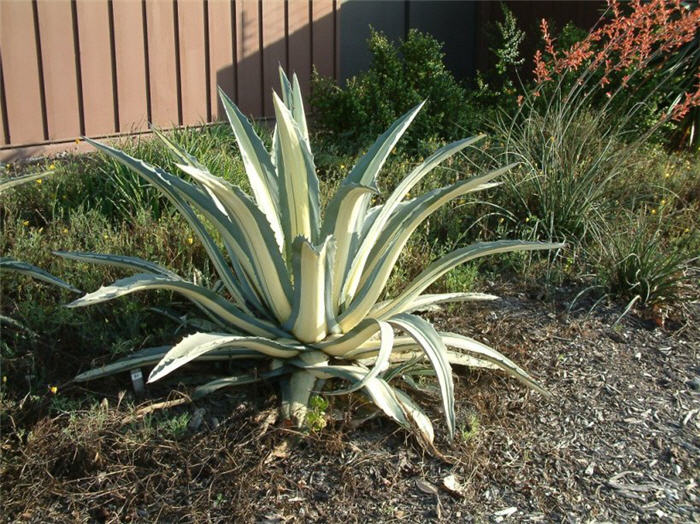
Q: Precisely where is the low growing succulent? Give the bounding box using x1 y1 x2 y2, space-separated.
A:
64 69 560 443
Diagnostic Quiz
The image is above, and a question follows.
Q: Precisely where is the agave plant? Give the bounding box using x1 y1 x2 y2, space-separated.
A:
64 69 561 443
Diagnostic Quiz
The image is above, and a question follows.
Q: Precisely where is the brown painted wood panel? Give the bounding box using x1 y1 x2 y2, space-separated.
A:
236 0 263 117
177 0 208 125
312 0 334 79
208 0 235 120
287 0 311 99
112 0 149 133
36 0 82 140
0 65 6 145
0 1 45 144
146 0 179 127
261 0 287 116
76 0 115 136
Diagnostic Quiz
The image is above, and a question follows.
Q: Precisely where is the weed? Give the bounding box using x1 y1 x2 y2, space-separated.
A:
460 412 480 442
306 395 329 432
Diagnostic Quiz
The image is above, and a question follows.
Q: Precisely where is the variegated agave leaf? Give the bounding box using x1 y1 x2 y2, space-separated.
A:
68 66 563 445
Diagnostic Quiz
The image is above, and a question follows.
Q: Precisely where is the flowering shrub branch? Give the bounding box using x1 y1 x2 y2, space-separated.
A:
532 0 699 124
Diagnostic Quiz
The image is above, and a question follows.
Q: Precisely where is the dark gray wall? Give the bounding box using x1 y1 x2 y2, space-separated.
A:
339 0 477 82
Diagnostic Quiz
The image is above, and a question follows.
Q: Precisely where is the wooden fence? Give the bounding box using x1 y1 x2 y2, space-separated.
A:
0 0 339 161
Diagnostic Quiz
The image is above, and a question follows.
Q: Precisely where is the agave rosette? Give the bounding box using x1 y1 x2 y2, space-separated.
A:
65 69 561 443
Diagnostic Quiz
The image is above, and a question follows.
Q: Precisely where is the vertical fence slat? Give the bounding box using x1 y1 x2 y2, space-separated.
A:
0 63 6 144
311 0 334 79
0 1 45 145
236 0 263 118
177 0 208 126
208 0 234 120
36 0 82 140
3 0 330 155
76 0 115 136
112 0 148 133
145 0 179 127
287 0 311 99
261 0 286 116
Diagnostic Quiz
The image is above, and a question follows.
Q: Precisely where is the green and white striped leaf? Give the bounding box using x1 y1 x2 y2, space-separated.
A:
371 292 499 315
278 68 309 143
286 236 333 343
0 170 54 192
273 92 320 246
193 365 292 399
389 313 455 438
323 320 394 396
356 165 513 295
339 171 508 331
54 251 181 280
85 137 249 309
341 102 424 189
218 87 282 247
321 183 378 309
374 241 564 320
312 317 381 356
394 388 434 445
74 345 264 382
0 257 80 293
148 331 302 383
67 273 286 338
440 332 548 395
175 163 293 323
332 103 424 304
342 136 486 301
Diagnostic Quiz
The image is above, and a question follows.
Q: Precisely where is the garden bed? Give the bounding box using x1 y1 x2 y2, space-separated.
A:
2 284 698 522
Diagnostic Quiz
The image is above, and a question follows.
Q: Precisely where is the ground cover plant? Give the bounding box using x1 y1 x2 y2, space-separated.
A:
56 69 562 445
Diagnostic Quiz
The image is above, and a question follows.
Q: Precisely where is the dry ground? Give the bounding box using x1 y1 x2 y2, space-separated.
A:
2 285 699 523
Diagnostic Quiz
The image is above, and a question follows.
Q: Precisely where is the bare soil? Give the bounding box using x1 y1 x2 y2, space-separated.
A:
2 286 699 523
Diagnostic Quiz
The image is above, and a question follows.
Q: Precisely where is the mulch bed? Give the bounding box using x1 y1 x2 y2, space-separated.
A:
2 285 698 522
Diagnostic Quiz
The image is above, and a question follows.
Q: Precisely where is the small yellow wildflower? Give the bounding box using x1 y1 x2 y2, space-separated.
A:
187 237 194 245
22 220 29 227
49 385 58 394
660 199 666 205
49 163 56 170
75 138 81 144
650 209 657 215
103 233 109 239
62 227 68 234
664 172 671 178
339 164 345 169
684 228 690 233
498 217 505 224
36 178 42 185
2 376 7 383
525 217 530 222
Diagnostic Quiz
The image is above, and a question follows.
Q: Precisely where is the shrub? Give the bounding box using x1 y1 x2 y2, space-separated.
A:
65 68 560 444
490 0 699 250
311 28 477 154
533 0 700 149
